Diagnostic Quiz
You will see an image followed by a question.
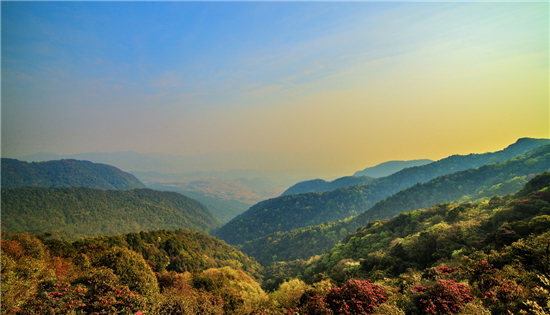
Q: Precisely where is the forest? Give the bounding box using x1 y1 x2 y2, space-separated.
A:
1 187 221 239
217 143 550 258
3 173 550 314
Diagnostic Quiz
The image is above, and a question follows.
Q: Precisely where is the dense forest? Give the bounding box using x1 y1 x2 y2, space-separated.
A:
3 173 550 314
235 144 550 265
1 187 221 238
1 158 145 190
215 141 550 246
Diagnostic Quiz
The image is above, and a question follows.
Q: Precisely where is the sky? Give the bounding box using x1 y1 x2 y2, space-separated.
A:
2 1 549 177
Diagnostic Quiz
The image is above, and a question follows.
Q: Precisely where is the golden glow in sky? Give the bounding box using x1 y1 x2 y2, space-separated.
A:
2 2 548 176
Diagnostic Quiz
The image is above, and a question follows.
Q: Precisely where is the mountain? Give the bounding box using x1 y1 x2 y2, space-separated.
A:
353 144 550 226
1 187 221 238
238 144 550 265
353 159 434 177
282 159 435 197
304 172 550 282
281 176 375 196
215 138 550 246
1 158 145 190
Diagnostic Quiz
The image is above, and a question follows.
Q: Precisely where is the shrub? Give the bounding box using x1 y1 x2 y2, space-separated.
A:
272 279 310 309
411 279 473 315
192 266 267 315
16 268 148 315
324 279 388 315
96 247 159 298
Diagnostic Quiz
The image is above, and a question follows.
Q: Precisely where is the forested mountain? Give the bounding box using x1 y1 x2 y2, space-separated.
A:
5 175 550 315
233 144 550 265
216 138 550 246
1 158 145 190
353 143 550 226
1 187 221 238
281 176 375 196
353 159 433 177
302 173 550 284
251 175 550 315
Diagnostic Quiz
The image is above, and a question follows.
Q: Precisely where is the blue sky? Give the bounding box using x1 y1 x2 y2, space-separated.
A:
2 1 548 175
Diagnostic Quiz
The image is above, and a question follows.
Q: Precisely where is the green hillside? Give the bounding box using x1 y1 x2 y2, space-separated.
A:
1 187 221 238
216 138 550 246
1 158 146 190
237 144 550 265
354 144 550 227
256 174 550 314
305 172 550 283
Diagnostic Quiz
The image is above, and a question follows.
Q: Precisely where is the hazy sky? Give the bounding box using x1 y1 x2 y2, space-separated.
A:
2 1 549 176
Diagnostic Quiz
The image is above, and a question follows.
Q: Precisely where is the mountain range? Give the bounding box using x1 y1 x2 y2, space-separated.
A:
238 143 550 265
215 138 550 246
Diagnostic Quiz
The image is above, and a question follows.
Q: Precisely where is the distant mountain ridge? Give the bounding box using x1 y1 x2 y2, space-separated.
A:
1 187 221 238
215 137 550 246
1 158 145 190
353 159 434 177
281 176 376 196
281 160 433 196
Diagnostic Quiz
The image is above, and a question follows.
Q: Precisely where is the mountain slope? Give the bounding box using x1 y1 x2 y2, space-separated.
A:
354 144 550 226
1 187 221 238
1 158 145 190
239 144 550 265
308 172 550 280
353 159 434 177
281 176 375 196
216 138 550 246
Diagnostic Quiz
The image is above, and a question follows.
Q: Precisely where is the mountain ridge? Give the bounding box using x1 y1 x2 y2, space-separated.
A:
215 137 550 246
1 158 146 190
353 159 434 177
